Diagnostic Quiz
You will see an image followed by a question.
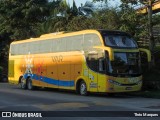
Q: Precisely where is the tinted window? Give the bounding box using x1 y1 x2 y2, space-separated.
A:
10 33 102 55
104 35 137 48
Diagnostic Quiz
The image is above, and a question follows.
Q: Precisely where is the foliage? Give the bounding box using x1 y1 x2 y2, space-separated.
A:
92 8 120 30
0 0 49 41
37 0 80 34
118 2 147 41
0 0 49 77
0 66 3 73
0 0 160 81
56 7 120 32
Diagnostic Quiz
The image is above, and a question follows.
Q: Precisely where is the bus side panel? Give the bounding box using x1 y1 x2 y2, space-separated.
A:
72 54 83 90
8 59 16 84
9 56 23 84
46 57 59 88
39 59 47 87
8 60 14 77
97 74 107 92
30 52 83 90
57 53 83 90
31 55 49 87
58 63 71 89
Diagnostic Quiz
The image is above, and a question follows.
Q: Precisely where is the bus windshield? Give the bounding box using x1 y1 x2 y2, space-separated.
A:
104 35 137 48
108 52 141 77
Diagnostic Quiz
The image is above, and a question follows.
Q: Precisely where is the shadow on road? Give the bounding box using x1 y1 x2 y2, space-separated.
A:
4 83 139 99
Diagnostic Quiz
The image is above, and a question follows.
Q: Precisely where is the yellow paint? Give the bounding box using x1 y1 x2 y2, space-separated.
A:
139 48 151 62
8 60 14 77
136 1 160 14
106 76 142 93
94 46 114 61
8 29 145 94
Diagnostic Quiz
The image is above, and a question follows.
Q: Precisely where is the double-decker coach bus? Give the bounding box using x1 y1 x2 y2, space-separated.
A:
8 30 151 95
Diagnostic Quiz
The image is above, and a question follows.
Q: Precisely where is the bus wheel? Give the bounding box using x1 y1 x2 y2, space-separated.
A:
20 77 27 89
79 81 88 96
27 78 34 90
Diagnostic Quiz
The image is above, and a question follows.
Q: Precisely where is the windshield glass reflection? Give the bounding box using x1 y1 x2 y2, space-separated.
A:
104 35 137 48
108 52 141 76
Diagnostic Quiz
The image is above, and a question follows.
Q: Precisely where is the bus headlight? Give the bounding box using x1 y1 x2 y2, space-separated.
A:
137 80 142 85
108 79 114 83
108 80 121 86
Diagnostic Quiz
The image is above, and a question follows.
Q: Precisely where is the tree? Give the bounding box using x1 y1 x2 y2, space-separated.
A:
37 0 79 33
35 0 63 35
78 1 94 16
71 0 78 16
0 0 49 76
0 0 48 41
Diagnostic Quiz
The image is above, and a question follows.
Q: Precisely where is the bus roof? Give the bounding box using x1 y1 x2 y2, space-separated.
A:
11 29 130 44
98 29 131 36
11 29 101 44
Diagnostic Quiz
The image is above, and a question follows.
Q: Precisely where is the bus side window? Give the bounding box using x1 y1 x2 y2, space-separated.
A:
87 54 98 72
66 35 83 51
83 34 101 51
59 38 66 52
52 39 58 52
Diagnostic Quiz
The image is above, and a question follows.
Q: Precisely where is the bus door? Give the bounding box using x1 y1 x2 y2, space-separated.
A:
97 57 106 92
87 53 98 92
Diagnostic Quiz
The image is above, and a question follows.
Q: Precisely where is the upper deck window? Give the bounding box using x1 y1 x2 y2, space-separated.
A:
104 35 137 48
100 30 138 48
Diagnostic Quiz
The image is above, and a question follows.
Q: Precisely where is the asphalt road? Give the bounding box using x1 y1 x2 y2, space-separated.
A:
0 83 160 120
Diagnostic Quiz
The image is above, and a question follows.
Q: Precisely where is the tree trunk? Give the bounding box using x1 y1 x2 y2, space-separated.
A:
148 0 155 68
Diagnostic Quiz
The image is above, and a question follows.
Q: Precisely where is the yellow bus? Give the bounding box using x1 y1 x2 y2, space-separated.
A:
8 30 151 95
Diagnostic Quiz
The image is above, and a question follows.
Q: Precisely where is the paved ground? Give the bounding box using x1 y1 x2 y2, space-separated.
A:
0 83 159 120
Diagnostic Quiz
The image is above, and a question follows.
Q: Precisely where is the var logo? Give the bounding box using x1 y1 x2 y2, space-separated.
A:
52 55 63 62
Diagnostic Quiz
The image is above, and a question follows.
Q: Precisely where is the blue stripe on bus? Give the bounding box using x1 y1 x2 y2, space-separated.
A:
23 74 74 87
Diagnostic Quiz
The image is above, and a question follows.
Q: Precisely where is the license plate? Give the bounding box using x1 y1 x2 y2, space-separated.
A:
125 87 132 90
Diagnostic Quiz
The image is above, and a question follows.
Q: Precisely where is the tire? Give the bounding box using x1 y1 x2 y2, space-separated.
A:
27 78 34 90
2 75 8 82
79 81 88 96
20 77 27 89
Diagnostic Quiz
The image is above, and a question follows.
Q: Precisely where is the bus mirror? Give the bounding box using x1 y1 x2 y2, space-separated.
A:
94 46 114 61
139 48 151 62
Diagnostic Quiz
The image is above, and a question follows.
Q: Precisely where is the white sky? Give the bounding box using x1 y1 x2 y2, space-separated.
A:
67 0 121 7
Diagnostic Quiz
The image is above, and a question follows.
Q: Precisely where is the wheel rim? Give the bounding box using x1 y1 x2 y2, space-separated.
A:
80 83 86 95
21 78 26 89
28 79 32 90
